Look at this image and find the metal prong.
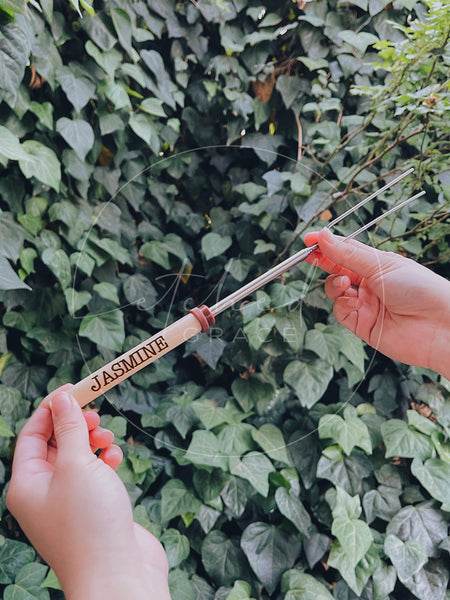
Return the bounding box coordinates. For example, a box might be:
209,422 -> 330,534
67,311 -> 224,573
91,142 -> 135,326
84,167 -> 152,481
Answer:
326,167 -> 414,230
209,173 -> 421,317
344,190 -> 425,241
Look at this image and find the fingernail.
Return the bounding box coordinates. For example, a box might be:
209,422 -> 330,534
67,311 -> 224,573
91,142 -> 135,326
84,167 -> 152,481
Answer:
320,227 -> 334,240
333,275 -> 348,288
50,393 -> 75,416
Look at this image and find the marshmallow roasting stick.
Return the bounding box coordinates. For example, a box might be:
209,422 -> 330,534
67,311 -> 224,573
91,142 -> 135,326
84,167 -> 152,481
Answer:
71,170 -> 422,407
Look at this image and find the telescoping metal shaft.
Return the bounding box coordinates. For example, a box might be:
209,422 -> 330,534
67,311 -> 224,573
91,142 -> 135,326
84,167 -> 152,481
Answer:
70,171 -> 423,407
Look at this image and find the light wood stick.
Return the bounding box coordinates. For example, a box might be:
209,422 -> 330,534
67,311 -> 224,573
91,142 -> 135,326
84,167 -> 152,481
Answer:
71,313 -> 203,407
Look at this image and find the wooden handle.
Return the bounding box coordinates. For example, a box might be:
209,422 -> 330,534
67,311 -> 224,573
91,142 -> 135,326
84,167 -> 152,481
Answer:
71,313 -> 203,407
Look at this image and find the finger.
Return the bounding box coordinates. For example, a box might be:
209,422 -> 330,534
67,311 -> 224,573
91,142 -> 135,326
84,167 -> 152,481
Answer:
40,383 -> 73,410
98,444 -> 123,470
315,228 -> 396,282
324,274 -> 352,302
304,232 -> 362,284
333,296 -> 363,330
11,405 -> 53,471
89,427 -> 114,451
50,392 -> 91,463
49,410 -> 99,447
84,411 -> 100,432
334,285 -> 380,343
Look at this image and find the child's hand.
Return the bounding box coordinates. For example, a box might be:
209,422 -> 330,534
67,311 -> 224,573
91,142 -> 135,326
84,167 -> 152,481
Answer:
7,385 -> 170,600
305,228 -> 450,378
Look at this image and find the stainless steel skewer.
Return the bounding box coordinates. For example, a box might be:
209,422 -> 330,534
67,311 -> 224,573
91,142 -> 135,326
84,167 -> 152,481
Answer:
70,171 -> 422,407
209,170 -> 418,316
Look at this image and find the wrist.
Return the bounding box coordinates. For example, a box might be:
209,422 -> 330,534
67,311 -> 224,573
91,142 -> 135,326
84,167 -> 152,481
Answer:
429,322 -> 450,380
65,574 -> 151,600
59,548 -> 170,600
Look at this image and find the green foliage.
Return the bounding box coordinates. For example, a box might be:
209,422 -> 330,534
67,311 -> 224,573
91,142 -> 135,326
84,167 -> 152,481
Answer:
0,0 -> 449,598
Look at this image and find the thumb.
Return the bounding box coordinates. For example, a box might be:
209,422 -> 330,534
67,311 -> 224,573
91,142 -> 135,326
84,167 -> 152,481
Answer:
317,228 -> 397,281
50,392 -> 90,460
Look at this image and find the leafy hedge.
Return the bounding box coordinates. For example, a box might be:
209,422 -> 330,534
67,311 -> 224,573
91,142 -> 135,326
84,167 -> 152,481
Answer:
0,0 -> 449,599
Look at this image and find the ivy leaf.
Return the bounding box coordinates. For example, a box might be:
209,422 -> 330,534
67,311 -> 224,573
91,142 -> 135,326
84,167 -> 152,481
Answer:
410,457 -> 450,512
122,274 -> 157,313
304,325 -> 341,365
281,570 -> 334,599
242,133 -> 283,166
303,533 -> 331,570
56,66 -> 96,112
56,118 -> 95,162
328,541 -> 379,596
0,257 -> 30,291
93,282 -> 120,305
231,376 -> 275,413
18,142 -> 61,192
191,398 -> 231,430
202,530 -> 249,588
0,415 -> 14,437
229,452 -> 274,497
274,311 -> 306,352
386,503 -> 447,558
243,314 -> 276,350
41,248 -> 72,289
400,559 -> 449,600
363,485 -> 402,524
185,333 -> 226,369
251,423 -> 291,465
0,126 -> 29,163
168,569 -> 195,600
372,562 -> 397,600
381,419 -> 434,461
41,568 -> 62,591
338,328 -> 367,372
330,488 -> 373,568
318,406 -> 372,456
111,7 -> 140,62
0,536 -> 35,584
201,232 -> 232,260
63,289 -> 91,316
4,562 -> 50,600
190,575 -> 214,600
160,479 -> 202,523
140,240 -> 170,269
284,359 -> 333,408
160,529 -> 190,569
140,97 -> 167,117
240,522 -> 300,594
129,113 -> 160,155
220,476 -> 252,518
0,22 -> 31,103
275,487 -> 312,537
225,580 -> 255,600
384,534 -> 427,581
338,30 -> 379,54
225,257 -> 253,282
85,41 -> 122,78
1,358 -> 49,399
184,430 -> 228,470
79,310 -> 125,352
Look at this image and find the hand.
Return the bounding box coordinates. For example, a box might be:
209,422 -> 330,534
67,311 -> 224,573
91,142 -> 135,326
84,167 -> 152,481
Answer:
6,385 -> 170,600
304,228 -> 450,378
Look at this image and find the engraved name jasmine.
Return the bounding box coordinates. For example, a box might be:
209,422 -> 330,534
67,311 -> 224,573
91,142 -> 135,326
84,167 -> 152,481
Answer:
90,335 -> 169,391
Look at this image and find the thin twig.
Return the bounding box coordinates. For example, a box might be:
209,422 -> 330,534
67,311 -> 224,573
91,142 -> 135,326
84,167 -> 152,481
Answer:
189,0 -> 206,15
294,112 -> 302,163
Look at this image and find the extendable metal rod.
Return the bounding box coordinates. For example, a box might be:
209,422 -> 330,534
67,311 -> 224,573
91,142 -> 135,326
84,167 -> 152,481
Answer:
70,171 -> 421,407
